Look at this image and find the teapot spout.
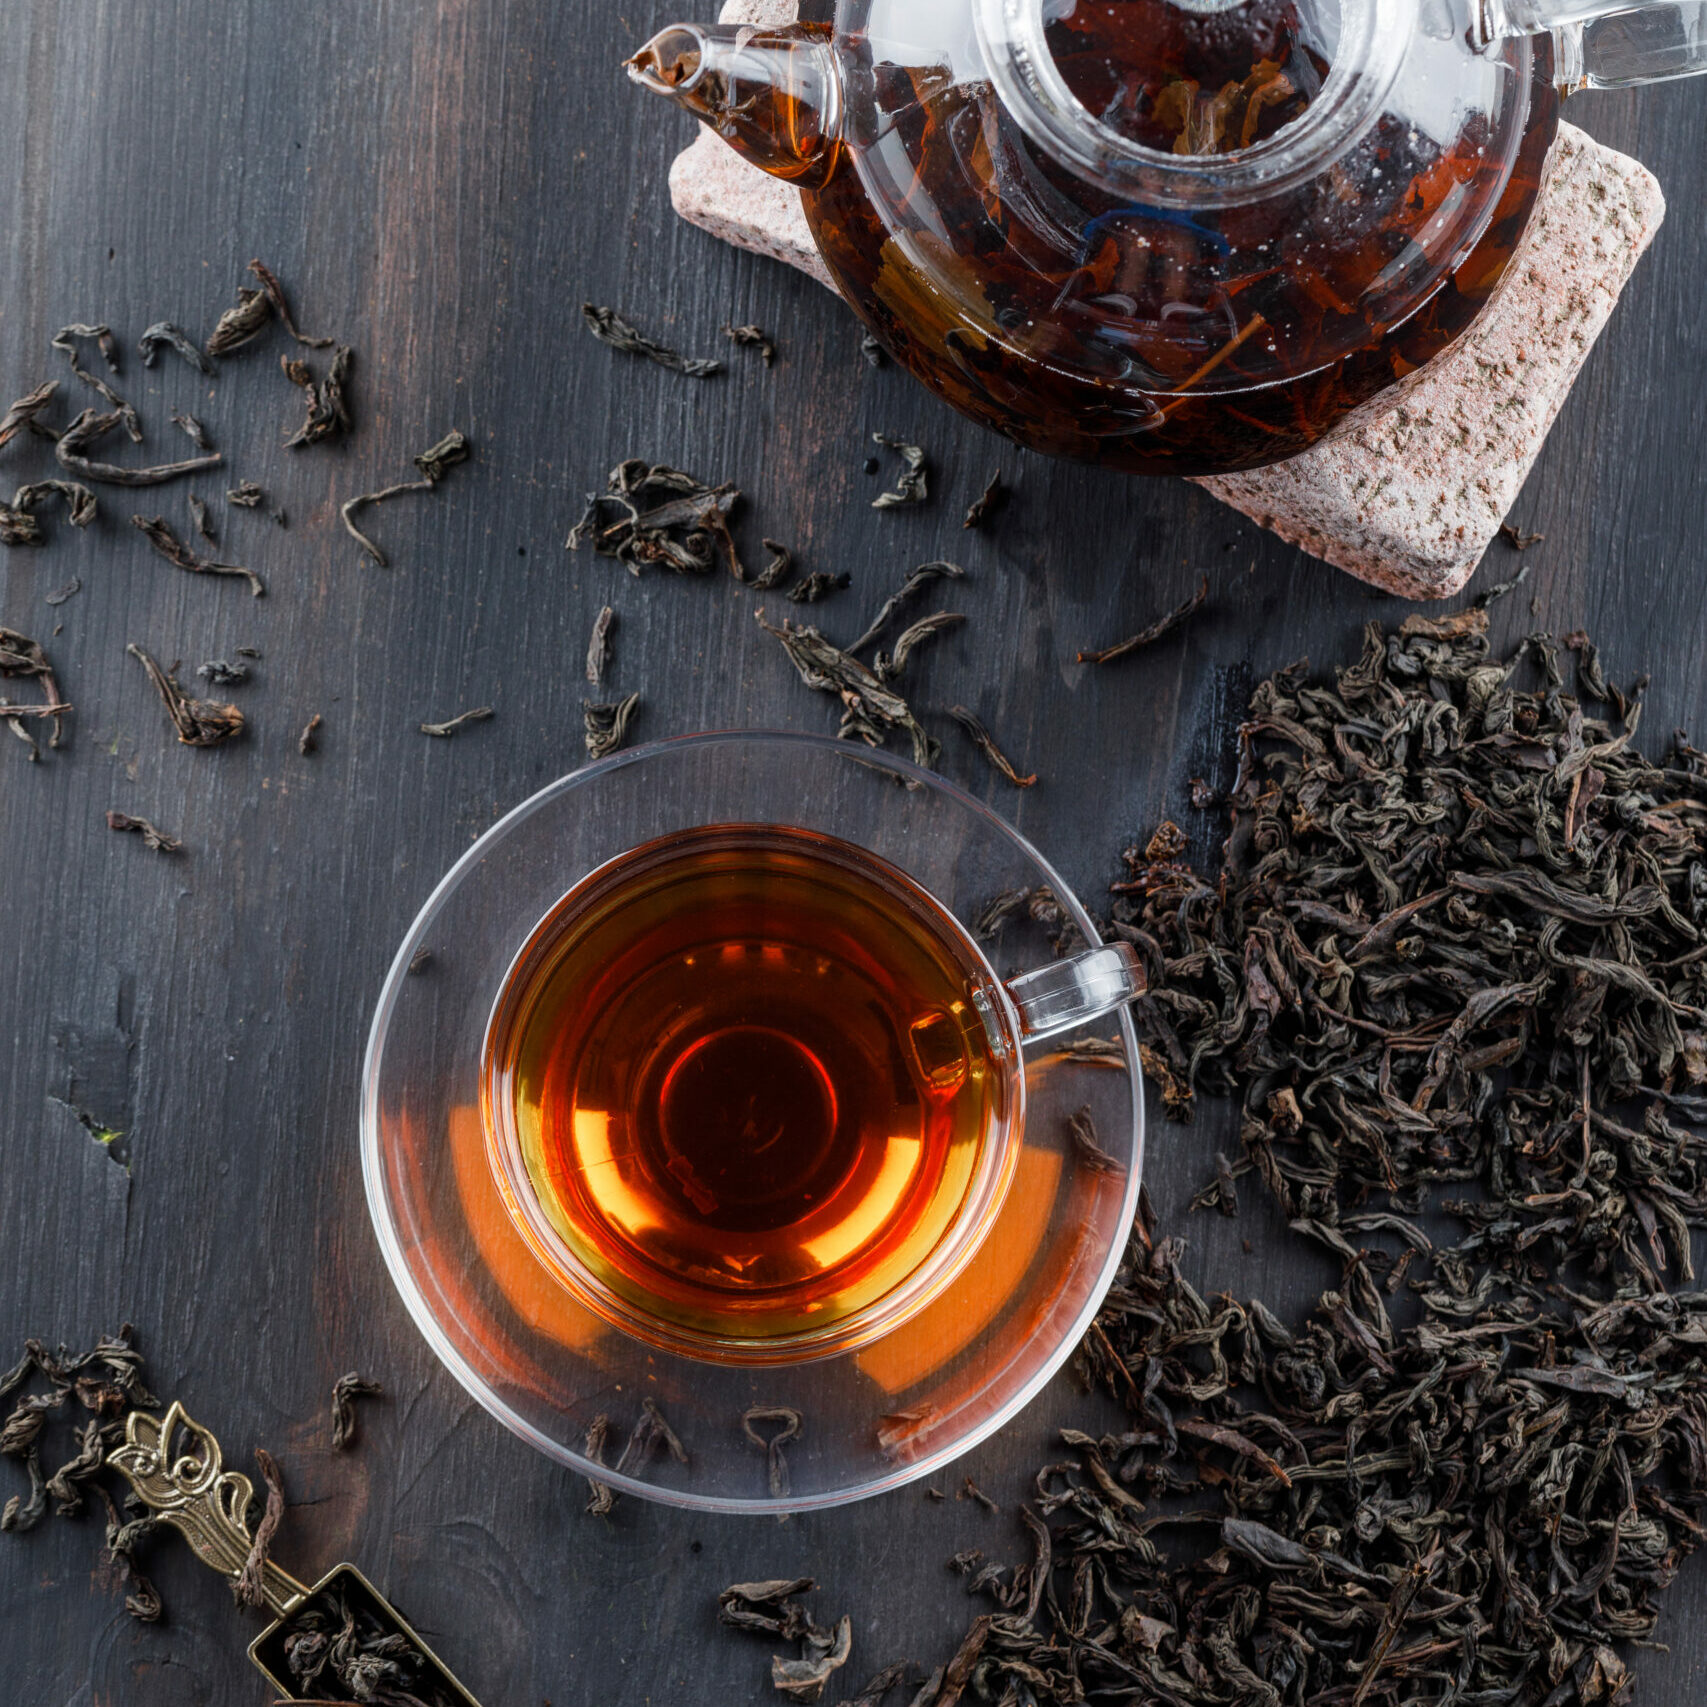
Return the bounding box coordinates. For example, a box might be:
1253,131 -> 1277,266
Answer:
627,22 -> 844,189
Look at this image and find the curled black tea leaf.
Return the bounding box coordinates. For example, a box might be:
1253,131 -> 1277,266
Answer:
757,610 -> 935,769
1077,574 -> 1208,664
282,346 -> 354,448
139,322 -> 212,374
0,382 -> 60,453
339,430 -> 469,566
962,473 -> 1007,530
874,611 -> 964,684
131,515 -> 264,596
419,706 -> 493,738
227,480 -> 266,507
586,605 -> 615,685
171,410 -> 211,451
614,1396 -> 688,1478
724,322 -> 776,364
329,1373 -> 382,1449
197,659 -> 250,685
52,325 -> 140,442
57,407 -> 222,487
0,625 -> 68,755
948,706 -> 1037,788
741,1405 -> 802,1499
583,1413 -> 616,1517
850,561 -> 965,655
298,713 -> 323,755
1499,521 -> 1544,550
751,538 -> 794,591
1066,1105 -> 1118,1174
2,480 -> 96,546
233,1447 -> 284,1609
206,285 -> 272,357
956,1476 -> 998,1514
45,578 -> 81,607
247,258 -> 334,349
582,303 -> 722,377
106,811 -> 182,853
126,643 -> 245,746
870,434 -> 927,509
568,460 -> 743,578
859,331 -> 885,368
584,693 -> 641,760
188,493 -> 216,543
787,570 -> 850,605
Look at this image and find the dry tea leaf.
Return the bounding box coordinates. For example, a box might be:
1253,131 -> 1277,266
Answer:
723,322 -> 776,364
582,303 -> 722,377
247,258 -> 334,348
585,605 -> 615,685
419,706 -> 492,738
131,516 -> 264,596
850,561 -> 964,655
1077,575 -> 1208,664
138,322 -> 212,374
339,430 -> 469,566
57,408 -> 221,487
0,382 -> 60,453
282,346 -> 354,448
949,706 -> 1037,787
870,434 -> 927,509
787,571 -> 850,605
583,693 -> 641,760
126,643 -> 244,746
962,473 -> 1007,530
51,325 -> 141,443
329,1373 -> 382,1449
106,811 -> 181,853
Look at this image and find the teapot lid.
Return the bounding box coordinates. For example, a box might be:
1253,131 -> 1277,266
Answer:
975,0 -> 1415,206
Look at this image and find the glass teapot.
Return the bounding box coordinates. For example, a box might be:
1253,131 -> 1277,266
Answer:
629,0 -> 1703,475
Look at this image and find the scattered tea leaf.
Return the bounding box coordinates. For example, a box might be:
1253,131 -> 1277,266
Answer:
197,659 -> 250,685
859,332 -> 885,368
724,323 -> 776,364
131,515 -> 264,596
585,605 -> 615,685
339,429 -> 469,566
582,303 -> 722,377
2,480 -> 97,546
188,493 -> 216,543
51,325 -> 141,442
1499,521 -> 1545,550
126,642 -> 244,746
407,946 -> 432,975
1077,574 -> 1208,664
0,382 -> 60,453
787,570 -> 850,605
957,1476 -> 998,1515
1065,1105 -> 1118,1174
751,538 -> 794,591
298,712 -> 323,755
758,610 -> 936,768
583,1413 -> 616,1517
205,285 -> 273,357
171,410 -> 211,451
282,346 -> 354,448
227,480 -> 266,507
875,611 -> 964,683
850,561 -> 965,655
329,1373 -> 382,1449
44,578 -> 81,607
0,625 -> 68,756
106,811 -> 181,853
949,706 -> 1037,787
614,1396 -> 688,1478
57,407 -> 221,486
962,473 -> 1007,530
419,706 -> 493,738
138,322 -> 212,374
870,434 -> 927,509
568,460 -> 743,578
584,693 -> 641,760
247,258 -> 334,349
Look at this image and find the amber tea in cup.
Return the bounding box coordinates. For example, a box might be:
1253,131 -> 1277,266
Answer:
482,825 -> 1023,1359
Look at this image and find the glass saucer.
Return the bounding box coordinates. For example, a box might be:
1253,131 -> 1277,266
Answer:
361,731 -> 1142,1512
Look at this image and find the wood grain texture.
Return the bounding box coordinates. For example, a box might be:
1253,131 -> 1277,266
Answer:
0,3 -> 1702,1704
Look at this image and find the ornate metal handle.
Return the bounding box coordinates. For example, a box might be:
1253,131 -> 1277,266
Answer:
106,1401 -> 310,1619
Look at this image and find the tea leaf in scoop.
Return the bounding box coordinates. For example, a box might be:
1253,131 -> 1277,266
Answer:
1077,574 -> 1207,664
582,303 -> 722,377
870,434 -> 927,509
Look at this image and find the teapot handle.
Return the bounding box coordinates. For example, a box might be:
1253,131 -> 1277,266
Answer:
1470,0 -> 1707,85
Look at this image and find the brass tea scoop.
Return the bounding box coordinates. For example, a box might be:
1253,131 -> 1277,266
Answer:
107,1400 -> 483,1706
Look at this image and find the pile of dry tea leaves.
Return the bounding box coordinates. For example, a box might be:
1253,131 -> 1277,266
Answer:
910,606 -> 1707,1707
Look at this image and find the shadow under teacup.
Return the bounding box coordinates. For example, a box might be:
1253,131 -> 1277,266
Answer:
481,821 -> 1141,1366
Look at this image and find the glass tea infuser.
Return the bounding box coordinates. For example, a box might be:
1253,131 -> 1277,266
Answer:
628,0 -> 1706,474
363,732 -> 1148,1512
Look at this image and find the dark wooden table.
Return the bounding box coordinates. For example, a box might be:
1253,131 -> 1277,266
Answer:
2,3 -> 1703,1702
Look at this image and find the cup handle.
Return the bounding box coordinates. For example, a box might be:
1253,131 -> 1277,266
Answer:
1003,941 -> 1145,1045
